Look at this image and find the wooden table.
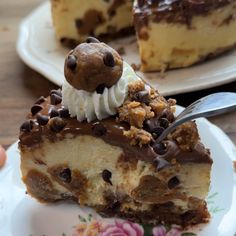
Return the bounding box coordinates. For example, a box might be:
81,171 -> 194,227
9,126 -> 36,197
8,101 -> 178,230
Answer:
1,0 -> 236,149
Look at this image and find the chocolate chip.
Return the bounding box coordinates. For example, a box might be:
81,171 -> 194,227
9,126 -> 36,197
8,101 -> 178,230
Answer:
143,118 -> 160,133
96,83 -> 106,94
108,10 -> 116,17
154,157 -> 170,171
86,36 -> 100,43
67,55 -> 77,70
50,89 -> 62,97
168,176 -> 180,189
159,118 -> 169,129
49,117 -> 67,132
49,107 -> 59,118
133,90 -> 150,104
50,93 -> 62,105
36,114 -> 49,126
102,169 -> 112,185
59,108 -> 70,118
92,123 -> 107,136
153,142 -> 167,155
20,120 -> 34,132
75,19 -> 83,28
31,105 -> 43,116
59,168 -> 71,183
34,96 -> 46,105
152,127 -> 164,137
103,51 -> 115,67
111,200 -> 120,210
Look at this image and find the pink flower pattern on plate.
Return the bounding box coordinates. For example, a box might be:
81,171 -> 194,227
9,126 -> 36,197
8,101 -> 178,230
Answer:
152,225 -> 182,236
98,219 -> 144,236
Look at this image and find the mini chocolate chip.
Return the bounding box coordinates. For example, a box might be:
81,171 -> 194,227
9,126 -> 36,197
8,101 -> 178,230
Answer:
36,114 -> 49,126
49,117 -> 67,132
111,200 -> 120,210
59,108 -> 70,118
168,176 -> 180,189
67,55 -> 77,70
50,93 -> 62,105
96,83 -> 106,94
20,120 -> 34,132
154,157 -> 170,171
34,96 -> 46,105
92,123 -> 107,136
153,142 -> 167,155
49,107 -> 59,118
159,118 -> 169,129
75,18 -> 83,28
133,90 -> 150,104
31,105 -> 43,116
50,89 -> 62,97
86,36 -> 100,43
108,10 -> 116,17
152,127 -> 164,137
143,118 -> 160,133
59,168 -> 71,183
102,169 -> 112,185
103,51 -> 115,67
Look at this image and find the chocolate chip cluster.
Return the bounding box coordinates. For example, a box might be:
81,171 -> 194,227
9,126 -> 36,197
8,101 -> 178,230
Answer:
64,37 -> 123,93
19,90 -> 70,137
118,80 -> 176,147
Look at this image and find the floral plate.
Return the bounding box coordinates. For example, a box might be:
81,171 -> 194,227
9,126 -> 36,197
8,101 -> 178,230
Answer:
1,113 -> 236,236
17,2 -> 236,96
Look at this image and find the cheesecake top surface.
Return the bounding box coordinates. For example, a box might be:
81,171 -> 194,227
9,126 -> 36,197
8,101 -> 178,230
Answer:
19,89 -> 212,166
134,0 -> 232,24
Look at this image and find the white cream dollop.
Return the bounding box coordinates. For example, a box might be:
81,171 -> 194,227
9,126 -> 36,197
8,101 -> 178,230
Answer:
62,62 -> 141,122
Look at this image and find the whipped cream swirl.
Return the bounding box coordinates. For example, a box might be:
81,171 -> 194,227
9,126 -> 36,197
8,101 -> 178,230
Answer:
62,62 -> 141,122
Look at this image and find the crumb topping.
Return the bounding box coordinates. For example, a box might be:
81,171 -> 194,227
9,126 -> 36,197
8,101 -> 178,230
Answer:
118,80 -> 176,146
170,122 -> 199,151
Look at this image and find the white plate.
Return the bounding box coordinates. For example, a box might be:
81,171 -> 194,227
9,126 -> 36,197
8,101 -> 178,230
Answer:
16,1 -> 236,96
1,111 -> 236,236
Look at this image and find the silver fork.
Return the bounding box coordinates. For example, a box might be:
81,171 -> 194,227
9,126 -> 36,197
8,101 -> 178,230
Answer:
156,92 -> 236,143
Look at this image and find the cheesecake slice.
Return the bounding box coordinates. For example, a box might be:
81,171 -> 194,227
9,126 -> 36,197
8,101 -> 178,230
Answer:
133,0 -> 236,71
51,0 -> 133,47
19,38 -> 212,226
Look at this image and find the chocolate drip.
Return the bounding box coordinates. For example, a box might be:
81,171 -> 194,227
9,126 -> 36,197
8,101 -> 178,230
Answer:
19,97 -> 212,165
134,0 -> 232,29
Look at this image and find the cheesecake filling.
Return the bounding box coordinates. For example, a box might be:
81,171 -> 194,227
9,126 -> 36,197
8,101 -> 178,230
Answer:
51,0 -> 133,44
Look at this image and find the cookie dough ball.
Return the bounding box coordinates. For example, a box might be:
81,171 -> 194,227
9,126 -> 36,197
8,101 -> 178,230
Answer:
64,38 -> 123,92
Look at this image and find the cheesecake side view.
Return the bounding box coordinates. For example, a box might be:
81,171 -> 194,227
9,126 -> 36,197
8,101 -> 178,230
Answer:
51,0 -> 236,72
134,0 -> 236,71
19,38 -> 212,227
51,0 -> 133,47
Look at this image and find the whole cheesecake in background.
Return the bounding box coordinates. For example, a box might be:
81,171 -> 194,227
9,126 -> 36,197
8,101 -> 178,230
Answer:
19,38 -> 212,227
51,0 -> 236,72
51,0 -> 134,47
134,0 -> 236,71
